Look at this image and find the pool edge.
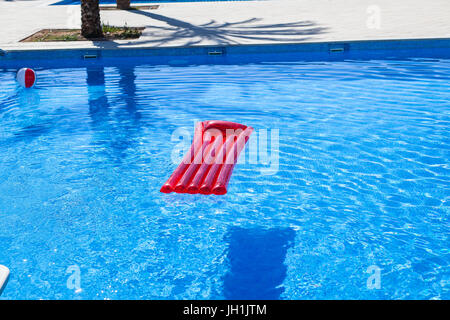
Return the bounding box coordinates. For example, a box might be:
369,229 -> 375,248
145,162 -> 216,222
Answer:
1,37 -> 450,62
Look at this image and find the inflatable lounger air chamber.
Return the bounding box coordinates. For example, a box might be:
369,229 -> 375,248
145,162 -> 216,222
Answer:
161,120 -> 253,195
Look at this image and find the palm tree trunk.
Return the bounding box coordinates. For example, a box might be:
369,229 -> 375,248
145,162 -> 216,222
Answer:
117,0 -> 131,10
81,0 -> 103,39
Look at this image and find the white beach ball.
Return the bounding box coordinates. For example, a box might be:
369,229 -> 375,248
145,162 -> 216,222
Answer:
16,67 -> 36,88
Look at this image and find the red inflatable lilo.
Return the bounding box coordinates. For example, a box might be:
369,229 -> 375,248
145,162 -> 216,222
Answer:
161,120 -> 253,195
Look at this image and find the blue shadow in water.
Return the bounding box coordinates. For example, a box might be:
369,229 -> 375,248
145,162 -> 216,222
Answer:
223,227 -> 296,300
85,66 -> 145,162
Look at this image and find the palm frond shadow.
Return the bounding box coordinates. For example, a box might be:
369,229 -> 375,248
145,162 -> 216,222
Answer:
100,11 -> 327,47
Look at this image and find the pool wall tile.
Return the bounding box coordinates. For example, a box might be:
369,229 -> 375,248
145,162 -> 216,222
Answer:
1,38 -> 450,69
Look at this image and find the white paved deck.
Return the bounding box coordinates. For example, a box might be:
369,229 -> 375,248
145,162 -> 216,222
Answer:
0,0 -> 449,51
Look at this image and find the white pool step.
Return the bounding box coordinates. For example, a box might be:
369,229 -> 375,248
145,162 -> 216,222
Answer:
0,265 -> 10,295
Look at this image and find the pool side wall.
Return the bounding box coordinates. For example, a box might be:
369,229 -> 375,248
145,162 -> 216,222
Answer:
1,38 -> 450,69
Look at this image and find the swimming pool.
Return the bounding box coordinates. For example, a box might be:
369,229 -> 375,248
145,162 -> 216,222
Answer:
0,49 -> 449,299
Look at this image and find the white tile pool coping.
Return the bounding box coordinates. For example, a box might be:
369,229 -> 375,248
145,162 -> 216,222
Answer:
0,265 -> 10,295
0,0 -> 449,52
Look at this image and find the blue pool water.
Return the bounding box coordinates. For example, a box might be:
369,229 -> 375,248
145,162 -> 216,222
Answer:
0,55 -> 449,299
